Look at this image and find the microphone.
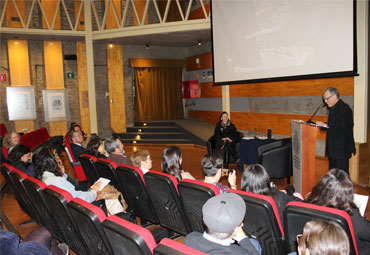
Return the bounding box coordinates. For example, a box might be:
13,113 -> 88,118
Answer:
306,103 -> 325,124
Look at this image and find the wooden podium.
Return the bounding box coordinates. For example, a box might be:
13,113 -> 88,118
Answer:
291,120 -> 318,197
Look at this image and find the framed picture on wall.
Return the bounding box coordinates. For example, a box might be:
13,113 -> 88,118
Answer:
6,86 -> 37,120
42,89 -> 70,122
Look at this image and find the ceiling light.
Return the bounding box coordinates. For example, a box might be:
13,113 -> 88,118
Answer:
197,40 -> 202,46
145,44 -> 149,50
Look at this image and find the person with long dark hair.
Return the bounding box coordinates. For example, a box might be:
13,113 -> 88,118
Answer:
161,146 -> 194,181
214,111 -> 238,167
241,164 -> 297,224
7,144 -> 34,176
34,147 -> 101,203
306,169 -> 370,254
85,137 -> 108,159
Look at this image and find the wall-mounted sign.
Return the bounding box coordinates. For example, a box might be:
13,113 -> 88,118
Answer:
0,74 -> 6,82
67,72 -> 74,79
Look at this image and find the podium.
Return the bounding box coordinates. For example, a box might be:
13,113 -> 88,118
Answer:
291,120 -> 318,197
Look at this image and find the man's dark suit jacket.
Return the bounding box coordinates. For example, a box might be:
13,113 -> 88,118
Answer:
107,154 -> 132,166
70,143 -> 85,161
326,99 -> 356,159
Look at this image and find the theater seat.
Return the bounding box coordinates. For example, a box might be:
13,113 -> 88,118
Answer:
102,215 -> 157,255
178,179 -> 220,232
144,171 -> 191,236
154,238 -> 208,255
23,177 -> 64,241
43,185 -> 89,254
79,154 -> 100,185
116,165 -> 159,225
284,201 -> 358,255
68,198 -> 113,255
229,189 -> 285,255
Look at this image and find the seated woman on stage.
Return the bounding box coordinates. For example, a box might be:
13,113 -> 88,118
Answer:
7,144 -> 34,177
85,137 -> 108,159
34,147 -> 102,203
306,169 -> 370,255
214,111 -> 239,167
161,146 -> 195,181
298,220 -> 350,255
241,164 -> 298,224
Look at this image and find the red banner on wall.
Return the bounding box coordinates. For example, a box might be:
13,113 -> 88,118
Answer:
182,80 -> 200,98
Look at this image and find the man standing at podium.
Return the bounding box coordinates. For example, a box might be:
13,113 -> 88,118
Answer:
316,87 -> 356,174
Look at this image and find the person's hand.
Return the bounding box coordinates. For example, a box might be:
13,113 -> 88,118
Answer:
232,224 -> 247,242
315,121 -> 328,128
228,169 -> 237,189
91,181 -> 103,192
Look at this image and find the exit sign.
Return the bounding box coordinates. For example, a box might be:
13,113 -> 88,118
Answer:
67,72 -> 74,79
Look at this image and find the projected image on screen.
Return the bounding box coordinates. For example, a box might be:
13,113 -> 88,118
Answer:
211,0 -> 356,84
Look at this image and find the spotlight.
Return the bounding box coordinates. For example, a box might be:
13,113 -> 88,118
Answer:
197,40 -> 202,46
109,42 -> 113,48
145,44 -> 149,50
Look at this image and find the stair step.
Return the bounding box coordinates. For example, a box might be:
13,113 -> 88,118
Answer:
126,127 -> 181,132
134,122 -> 176,127
117,133 -> 188,139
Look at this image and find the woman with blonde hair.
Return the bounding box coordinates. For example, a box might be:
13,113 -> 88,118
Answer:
298,220 -> 349,255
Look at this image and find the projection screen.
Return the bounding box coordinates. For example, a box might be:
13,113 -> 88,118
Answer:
211,0 -> 357,85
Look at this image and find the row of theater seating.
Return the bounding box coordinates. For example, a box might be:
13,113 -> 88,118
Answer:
1,163 -> 207,255
78,154 -> 359,255
19,128 -> 52,150
1,127 -> 59,160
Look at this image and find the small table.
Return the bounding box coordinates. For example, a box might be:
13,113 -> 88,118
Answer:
238,137 -> 275,171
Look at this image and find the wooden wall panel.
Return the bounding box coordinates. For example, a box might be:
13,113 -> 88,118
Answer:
189,2 -> 210,20
43,42 -> 64,89
7,39 -> 34,132
76,42 -> 91,135
187,52 -> 212,71
106,44 -> 126,133
41,0 -> 61,29
199,82 -> 222,98
7,40 -> 30,86
74,1 -> 85,31
230,77 -> 354,97
133,0 -> 149,25
43,4 -> 66,136
105,0 -> 121,29
5,0 -> 26,28
188,110 -> 328,140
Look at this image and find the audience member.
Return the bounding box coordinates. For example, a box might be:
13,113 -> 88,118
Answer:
4,131 -> 20,153
7,144 -> 34,177
185,193 -> 261,255
69,131 -> 85,161
161,146 -> 194,181
85,137 -> 108,159
105,137 -> 132,166
306,169 -> 370,254
241,164 -> 297,224
297,220 -> 349,255
0,227 -> 68,255
70,122 -> 86,139
214,111 -> 239,167
34,147 -> 102,203
201,152 -> 236,193
130,149 -> 152,174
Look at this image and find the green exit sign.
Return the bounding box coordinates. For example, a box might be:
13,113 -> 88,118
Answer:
67,72 -> 74,79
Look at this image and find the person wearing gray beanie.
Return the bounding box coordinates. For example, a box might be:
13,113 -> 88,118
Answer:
184,193 -> 261,255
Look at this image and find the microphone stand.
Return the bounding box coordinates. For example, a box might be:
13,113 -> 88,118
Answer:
306,103 -> 325,124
